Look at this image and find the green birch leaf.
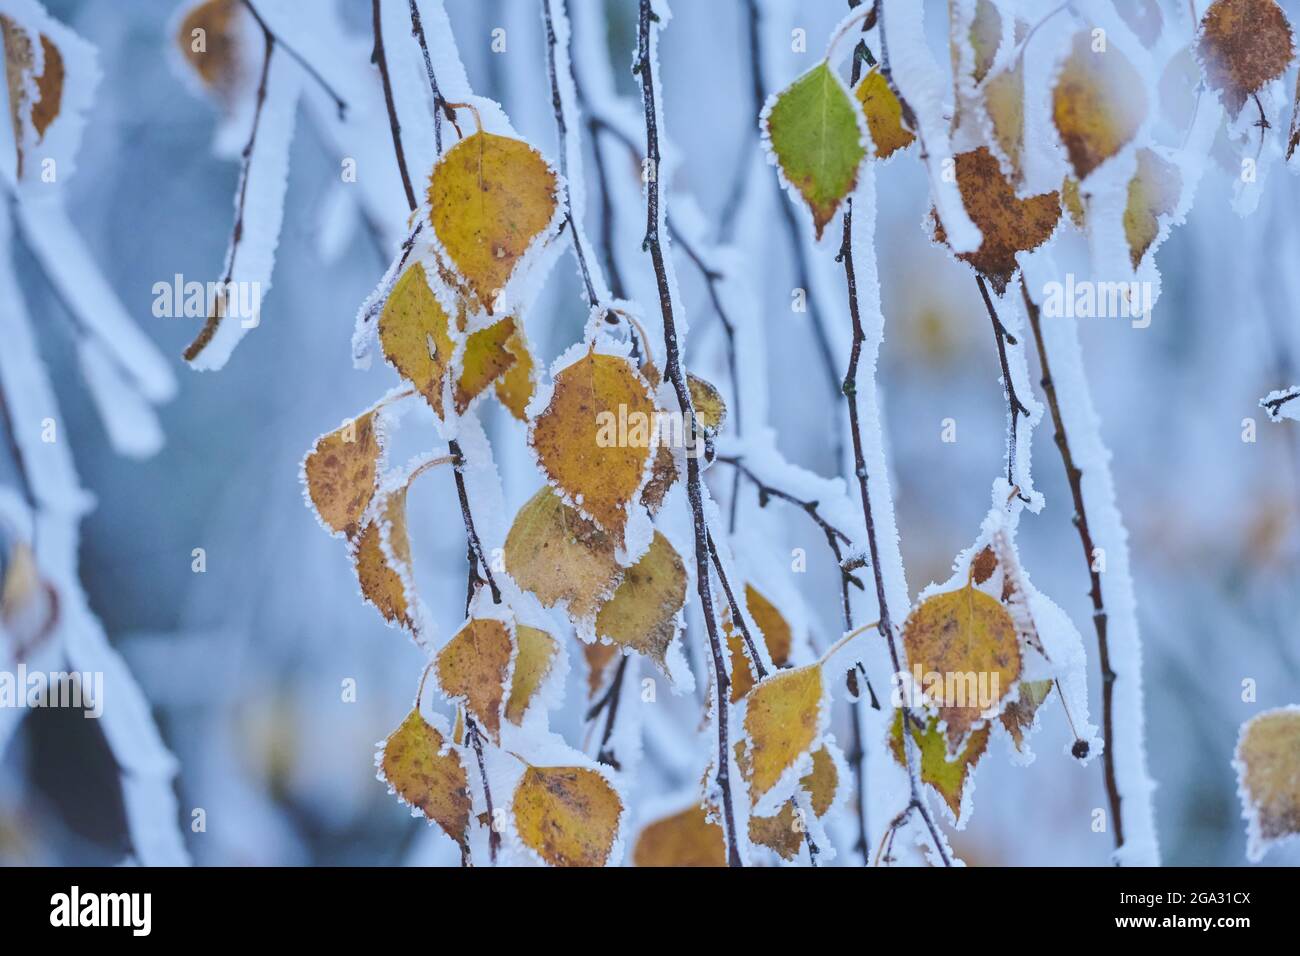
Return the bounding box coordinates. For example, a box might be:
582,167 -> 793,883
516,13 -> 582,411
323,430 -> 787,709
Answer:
764,61 -> 866,239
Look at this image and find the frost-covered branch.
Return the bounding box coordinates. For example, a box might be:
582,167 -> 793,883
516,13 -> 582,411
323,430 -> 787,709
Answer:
635,0 -> 741,867
1022,278 -> 1158,866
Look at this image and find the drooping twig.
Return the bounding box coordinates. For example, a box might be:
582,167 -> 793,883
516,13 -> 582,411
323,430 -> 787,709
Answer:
635,0 -> 741,867
705,529 -> 768,683
408,0 -> 456,152
241,0 -> 348,118
1021,280 -> 1124,853
745,0 -> 844,434
449,440 -> 501,606
182,18 -> 274,362
593,655 -> 629,770
541,0 -> 601,310
464,715 -> 500,863
371,0 -> 416,211
1261,387 -> 1300,420
839,196 -> 952,867
977,275 -> 1032,494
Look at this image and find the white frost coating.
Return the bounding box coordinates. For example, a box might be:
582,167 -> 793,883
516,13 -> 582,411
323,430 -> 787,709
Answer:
76,339 -> 164,460
1233,704 -> 1300,863
991,272 -> 1045,511
0,205 -> 188,865
188,49 -> 302,371
2,0 -> 98,189
16,197 -> 177,404
844,166 -> 952,862
541,0 -> 613,309
1261,387 -> 1300,422
880,0 -> 981,253
1021,253 -> 1160,866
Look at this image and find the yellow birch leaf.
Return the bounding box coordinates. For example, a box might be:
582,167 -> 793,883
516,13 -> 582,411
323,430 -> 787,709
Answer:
428,131 -> 559,313
176,0 -> 242,96
1234,706 -> 1300,861
303,410 -> 382,539
901,582 -> 1020,749
633,804 -> 726,867
746,584 -> 792,666
748,745 -> 839,858
640,443 -> 678,515
1052,31 -> 1147,180
457,316 -> 517,413
2,17 -> 64,177
512,765 -> 622,867
1197,0 -> 1295,118
983,60 -> 1025,181
504,486 -> 623,619
999,679 -> 1053,751
352,486 -> 414,629
436,618 -> 513,742
743,664 -> 824,803
854,68 -> 915,160
802,745 -> 839,817
378,709 -> 471,849
505,625 -> 557,725
1062,177 -> 1086,228
967,0 -> 1004,85
379,262 -> 457,417
933,147 -> 1060,294
529,351 -> 655,536
1123,147 -> 1181,269
687,374 -> 727,435
749,802 -> 804,860
584,641 -> 619,697
593,531 -> 686,671
494,324 -> 536,421
890,711 -> 990,817
724,584 -> 792,703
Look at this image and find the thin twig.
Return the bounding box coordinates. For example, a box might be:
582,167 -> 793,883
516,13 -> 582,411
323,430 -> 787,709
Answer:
1021,278 -> 1123,852
542,0 -> 602,310
635,0 -> 741,867
744,0 -> 844,450
241,0 -> 348,118
976,275 -> 1032,495
408,0 -> 456,152
183,18 -> 274,362
464,715 -> 500,864
371,0 -> 417,210
706,529 -> 768,683
595,655 -> 629,769
839,197 -> 952,867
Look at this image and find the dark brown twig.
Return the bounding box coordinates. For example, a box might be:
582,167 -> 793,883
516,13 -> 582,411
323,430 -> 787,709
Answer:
542,0 -> 601,309
241,0 -> 347,118
371,0 -> 416,211
635,0 -> 741,867
594,655 -> 628,770
706,529 -> 768,683
464,716 -> 500,863
1021,279 -> 1123,853
839,197 -> 952,867
976,275 -> 1032,495
183,18 -> 275,363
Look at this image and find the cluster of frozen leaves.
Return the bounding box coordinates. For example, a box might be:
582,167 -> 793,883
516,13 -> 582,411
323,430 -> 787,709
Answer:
168,0 -> 1300,865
